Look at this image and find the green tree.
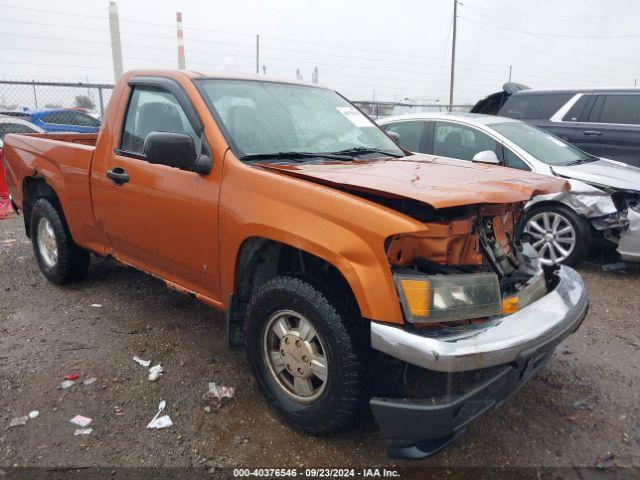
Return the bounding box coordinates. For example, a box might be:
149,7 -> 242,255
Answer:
74,94 -> 95,110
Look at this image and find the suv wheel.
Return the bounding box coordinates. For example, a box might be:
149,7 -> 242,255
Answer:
245,275 -> 367,435
521,205 -> 591,267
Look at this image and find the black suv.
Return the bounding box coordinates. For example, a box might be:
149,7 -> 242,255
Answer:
471,83 -> 640,167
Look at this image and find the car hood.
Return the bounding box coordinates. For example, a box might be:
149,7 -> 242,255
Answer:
552,159 -> 640,192
259,154 -> 568,210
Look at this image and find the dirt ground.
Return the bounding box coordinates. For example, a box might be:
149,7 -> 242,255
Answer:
1,216 -> 639,471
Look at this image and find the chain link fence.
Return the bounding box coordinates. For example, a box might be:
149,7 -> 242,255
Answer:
352,101 -> 473,120
0,81 -> 114,132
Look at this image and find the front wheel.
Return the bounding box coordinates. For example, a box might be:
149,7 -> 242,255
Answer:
245,275 -> 367,435
521,205 -> 591,267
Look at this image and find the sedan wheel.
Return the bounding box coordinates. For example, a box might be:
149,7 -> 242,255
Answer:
525,211 -> 576,265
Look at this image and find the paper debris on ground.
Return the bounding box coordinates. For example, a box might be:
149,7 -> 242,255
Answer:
148,364 -> 163,382
90,304 -> 102,308
208,383 -> 235,399
132,356 -> 151,368
28,410 -> 39,419
203,383 -> 235,410
9,416 -> 29,428
69,415 -> 92,427
58,380 -> 75,390
82,377 -> 97,386
74,428 -> 93,435
147,415 -> 173,429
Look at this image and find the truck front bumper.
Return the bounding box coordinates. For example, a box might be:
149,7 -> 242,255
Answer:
369,265 -> 588,459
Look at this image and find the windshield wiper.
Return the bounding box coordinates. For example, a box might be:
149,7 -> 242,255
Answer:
240,151 -> 354,162
328,147 -> 404,158
566,155 -> 598,166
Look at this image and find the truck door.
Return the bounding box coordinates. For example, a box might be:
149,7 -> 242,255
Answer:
91,78 -> 222,301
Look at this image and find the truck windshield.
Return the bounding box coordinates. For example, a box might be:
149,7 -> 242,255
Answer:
197,79 -> 403,160
491,121 -> 595,166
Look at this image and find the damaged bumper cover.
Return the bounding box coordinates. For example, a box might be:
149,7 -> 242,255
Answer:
369,265 -> 588,458
618,206 -> 640,262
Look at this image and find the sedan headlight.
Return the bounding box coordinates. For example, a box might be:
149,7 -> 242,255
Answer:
394,272 -> 502,324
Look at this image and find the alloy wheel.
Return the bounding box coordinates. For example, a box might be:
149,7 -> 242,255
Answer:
525,211 -> 576,265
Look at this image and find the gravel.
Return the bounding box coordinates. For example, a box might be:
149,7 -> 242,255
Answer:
1,216 -> 639,468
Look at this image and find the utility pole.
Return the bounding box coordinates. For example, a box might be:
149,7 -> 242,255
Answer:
176,12 -> 186,69
508,65 -> 512,83
256,35 -> 260,74
448,0 -> 458,112
108,1 -> 124,82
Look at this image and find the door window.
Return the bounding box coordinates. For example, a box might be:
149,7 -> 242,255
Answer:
500,93 -> 572,120
433,122 -> 498,161
121,86 -> 200,155
503,147 -> 531,171
588,94 -> 640,125
383,121 -> 425,152
40,111 -> 100,127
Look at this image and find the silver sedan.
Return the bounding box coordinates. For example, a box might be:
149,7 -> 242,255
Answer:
379,112 -> 640,266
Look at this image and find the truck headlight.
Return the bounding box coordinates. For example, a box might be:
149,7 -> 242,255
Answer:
394,272 -> 502,324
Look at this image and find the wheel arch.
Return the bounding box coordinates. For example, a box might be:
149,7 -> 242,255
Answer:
22,175 -> 63,238
227,236 -> 364,348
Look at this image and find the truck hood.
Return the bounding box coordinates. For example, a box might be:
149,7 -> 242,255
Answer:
260,154 -> 568,209
552,159 -> 640,192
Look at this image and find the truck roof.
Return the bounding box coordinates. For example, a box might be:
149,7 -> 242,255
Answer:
127,69 -> 330,90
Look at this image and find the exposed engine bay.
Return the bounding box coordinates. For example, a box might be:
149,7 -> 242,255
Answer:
385,201 -> 553,315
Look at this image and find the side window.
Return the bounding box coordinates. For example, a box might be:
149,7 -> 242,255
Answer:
503,147 -> 531,171
433,122 -> 498,161
64,111 -> 101,127
562,95 -> 591,122
121,86 -> 200,156
588,94 -> 640,125
383,121 -> 425,152
41,112 -> 72,125
500,93 -> 572,120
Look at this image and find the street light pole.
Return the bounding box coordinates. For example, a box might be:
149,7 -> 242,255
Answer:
448,0 -> 458,112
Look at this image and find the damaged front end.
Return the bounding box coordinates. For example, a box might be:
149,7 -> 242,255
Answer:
529,177 -> 640,263
370,201 -> 588,459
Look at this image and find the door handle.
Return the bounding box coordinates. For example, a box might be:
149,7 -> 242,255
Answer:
106,167 -> 129,186
584,130 -> 602,136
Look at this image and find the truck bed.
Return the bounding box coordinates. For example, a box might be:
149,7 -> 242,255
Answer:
3,132 -> 99,247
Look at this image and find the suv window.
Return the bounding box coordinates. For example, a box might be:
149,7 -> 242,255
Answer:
433,122 -> 498,161
121,86 -> 200,155
500,93 -> 572,120
562,95 -> 591,122
588,94 -> 640,125
383,121 -> 425,152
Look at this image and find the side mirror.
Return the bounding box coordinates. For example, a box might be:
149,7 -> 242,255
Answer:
472,150 -> 500,165
387,131 -> 400,142
143,131 -> 197,171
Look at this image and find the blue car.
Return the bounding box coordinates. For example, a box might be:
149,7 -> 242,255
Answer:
9,109 -> 101,133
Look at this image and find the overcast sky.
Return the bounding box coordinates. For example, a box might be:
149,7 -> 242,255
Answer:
2,0 -> 640,104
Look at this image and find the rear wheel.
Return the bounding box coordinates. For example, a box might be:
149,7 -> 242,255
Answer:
521,204 -> 591,267
30,198 -> 90,284
245,275 -> 367,435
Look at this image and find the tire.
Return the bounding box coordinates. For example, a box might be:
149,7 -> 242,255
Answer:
520,204 -> 591,267
245,275 -> 368,436
30,198 -> 90,284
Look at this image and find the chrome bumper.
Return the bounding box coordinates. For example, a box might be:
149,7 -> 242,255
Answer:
371,266 -> 588,373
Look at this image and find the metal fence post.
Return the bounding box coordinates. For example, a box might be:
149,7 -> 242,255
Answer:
32,80 -> 38,108
98,87 -> 105,119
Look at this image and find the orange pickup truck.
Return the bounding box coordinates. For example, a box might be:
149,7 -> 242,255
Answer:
3,70 -> 588,458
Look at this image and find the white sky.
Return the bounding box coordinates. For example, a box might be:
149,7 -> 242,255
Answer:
1,0 -> 640,104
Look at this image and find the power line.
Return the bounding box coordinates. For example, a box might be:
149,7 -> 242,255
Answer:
457,2 -> 640,19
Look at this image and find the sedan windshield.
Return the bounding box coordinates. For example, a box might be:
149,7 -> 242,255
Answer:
197,79 -> 403,160
491,121 -> 594,166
